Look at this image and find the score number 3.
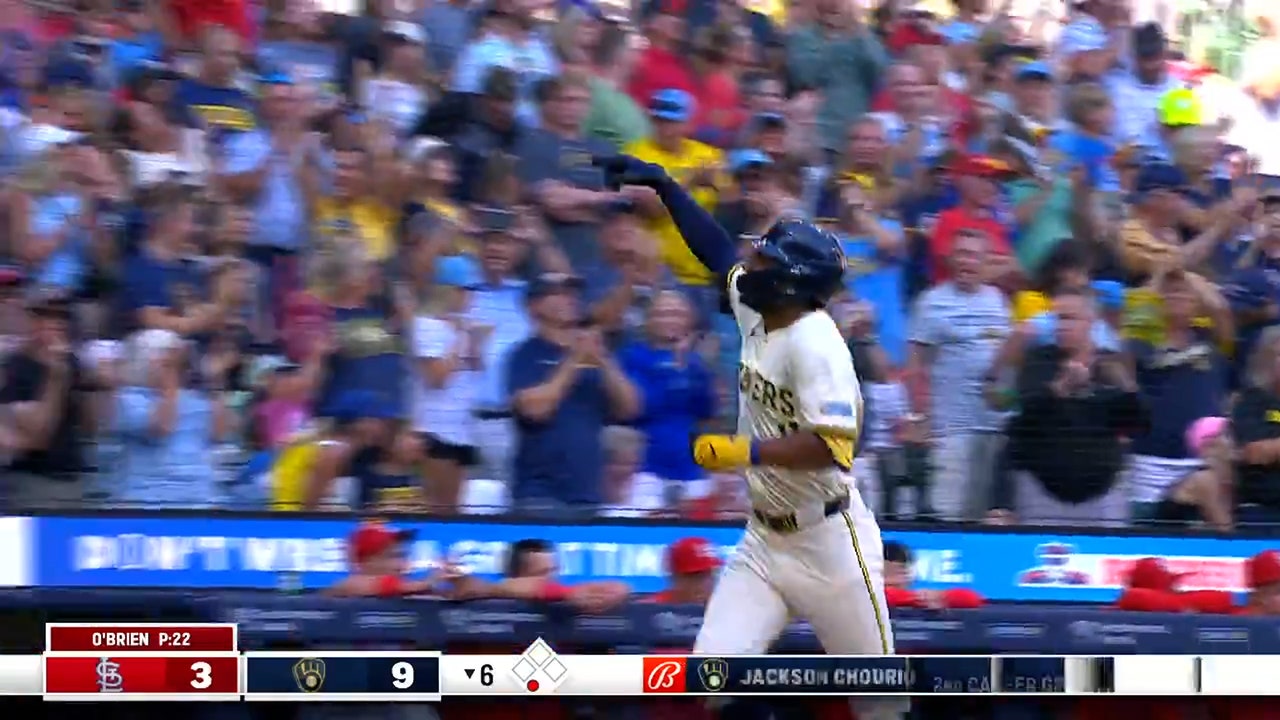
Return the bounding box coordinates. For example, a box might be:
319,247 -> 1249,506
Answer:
191,661 -> 212,689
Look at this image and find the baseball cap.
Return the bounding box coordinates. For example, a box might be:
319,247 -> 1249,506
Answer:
1185,416 -> 1228,456
1014,60 -> 1053,82
526,272 -> 584,301
666,537 -> 722,575
1127,557 -> 1189,591
1157,88 -> 1202,127
1090,279 -> 1125,310
1132,22 -> 1167,60
1247,550 -> 1280,589
729,148 -> 772,175
754,112 -> 787,129
649,89 -> 694,122
950,153 -> 1017,178
349,522 -> 416,563
384,20 -> 426,44
435,254 -> 482,289
0,265 -> 24,287
1130,161 -> 1183,201
483,67 -> 519,102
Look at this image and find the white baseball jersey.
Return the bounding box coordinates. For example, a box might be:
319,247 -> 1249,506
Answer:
727,264 -> 864,516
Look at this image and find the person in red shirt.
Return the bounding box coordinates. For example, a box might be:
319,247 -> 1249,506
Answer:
325,522 -> 458,598
647,537 -> 721,604
167,0 -> 252,44
454,538 -> 631,613
1238,550 -> 1280,615
1114,557 -> 1235,613
928,154 -> 1018,286
628,5 -> 696,109
882,541 -> 984,609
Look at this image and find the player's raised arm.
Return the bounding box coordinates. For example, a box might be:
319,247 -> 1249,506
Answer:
592,154 -> 737,277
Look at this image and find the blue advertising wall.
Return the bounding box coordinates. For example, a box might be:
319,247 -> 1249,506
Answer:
24,515 -> 1276,602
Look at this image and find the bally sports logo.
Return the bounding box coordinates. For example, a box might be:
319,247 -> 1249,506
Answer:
642,657 -> 687,693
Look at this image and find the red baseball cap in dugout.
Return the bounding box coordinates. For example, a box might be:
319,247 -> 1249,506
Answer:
1246,550 -> 1280,589
667,537 -> 723,575
1127,557 -> 1190,591
349,522 -> 417,563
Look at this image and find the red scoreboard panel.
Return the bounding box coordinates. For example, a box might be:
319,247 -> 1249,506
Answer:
43,623 -> 241,701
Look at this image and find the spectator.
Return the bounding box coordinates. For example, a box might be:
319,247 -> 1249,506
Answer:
309,239 -> 403,418
257,1 -> 340,109
1138,416 -> 1235,530
1232,325 -> 1280,525
815,114 -> 893,224
586,209 -> 672,345
0,296 -> 86,507
582,22 -> 650,151
456,537 -> 630,612
908,229 -> 1011,521
648,536 -> 722,604
882,540 -> 984,609
304,135 -> 401,265
121,183 -> 247,340
927,154 -> 1019,288
441,68 -> 524,204
364,22 -> 429,139
830,174 -> 907,367
687,23 -> 747,147
1127,270 -> 1231,523
1240,550 -> 1280,615
1118,161 -> 1232,284
1009,290 -> 1147,525
411,255 -> 483,511
175,25 -> 255,138
517,71 -> 618,276
452,0 -> 558,126
248,355 -> 309,451
361,422 -> 426,512
327,522 -> 457,597
786,0 -> 888,152
218,76 -> 310,339
712,149 -> 777,240
620,289 -> 717,504
1114,556 -> 1236,613
598,425 -> 664,517
628,6 -> 694,112
1110,23 -> 1180,152
507,272 -> 641,516
269,388 -> 396,511
113,328 -> 231,507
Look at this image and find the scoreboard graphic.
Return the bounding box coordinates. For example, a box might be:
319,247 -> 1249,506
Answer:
7,622 -> 1273,699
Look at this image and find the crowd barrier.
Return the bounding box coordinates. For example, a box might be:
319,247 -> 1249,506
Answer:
6,514 -> 1275,602
3,590 -> 1276,654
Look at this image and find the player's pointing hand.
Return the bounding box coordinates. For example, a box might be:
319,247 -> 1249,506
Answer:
692,434 -> 757,472
592,154 -> 671,190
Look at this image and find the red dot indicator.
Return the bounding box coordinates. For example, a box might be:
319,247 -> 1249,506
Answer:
527,679 -> 540,692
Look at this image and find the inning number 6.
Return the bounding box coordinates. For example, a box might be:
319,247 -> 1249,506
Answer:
392,662 -> 415,689
191,661 -> 212,689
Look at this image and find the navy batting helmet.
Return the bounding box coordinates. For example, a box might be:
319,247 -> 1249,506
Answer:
736,217 -> 847,313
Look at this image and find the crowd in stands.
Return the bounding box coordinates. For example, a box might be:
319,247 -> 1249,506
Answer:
7,0 -> 1280,538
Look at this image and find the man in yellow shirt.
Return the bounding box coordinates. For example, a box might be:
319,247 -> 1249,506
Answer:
623,89 -> 725,320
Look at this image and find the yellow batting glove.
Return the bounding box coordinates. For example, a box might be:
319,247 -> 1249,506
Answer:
692,434 -> 758,471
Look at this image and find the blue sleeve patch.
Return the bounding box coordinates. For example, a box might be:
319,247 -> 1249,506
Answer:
820,402 -> 854,417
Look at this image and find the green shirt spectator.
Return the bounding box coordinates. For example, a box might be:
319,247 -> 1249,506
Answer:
1007,177 -> 1074,275
584,76 -> 652,151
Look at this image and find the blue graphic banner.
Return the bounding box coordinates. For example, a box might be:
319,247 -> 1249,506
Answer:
30,516 -> 1272,601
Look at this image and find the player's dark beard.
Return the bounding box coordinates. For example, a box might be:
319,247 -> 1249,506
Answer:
736,271 -> 785,313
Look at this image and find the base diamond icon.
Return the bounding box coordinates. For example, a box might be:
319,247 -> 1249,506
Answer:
510,637 -> 568,693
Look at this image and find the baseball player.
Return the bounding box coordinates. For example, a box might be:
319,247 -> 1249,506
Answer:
595,156 -> 900,720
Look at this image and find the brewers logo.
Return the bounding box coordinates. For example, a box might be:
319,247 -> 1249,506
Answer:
293,658 -> 327,693
698,658 -> 728,692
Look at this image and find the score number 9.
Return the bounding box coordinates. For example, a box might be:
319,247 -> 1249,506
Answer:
392,662 -> 415,689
